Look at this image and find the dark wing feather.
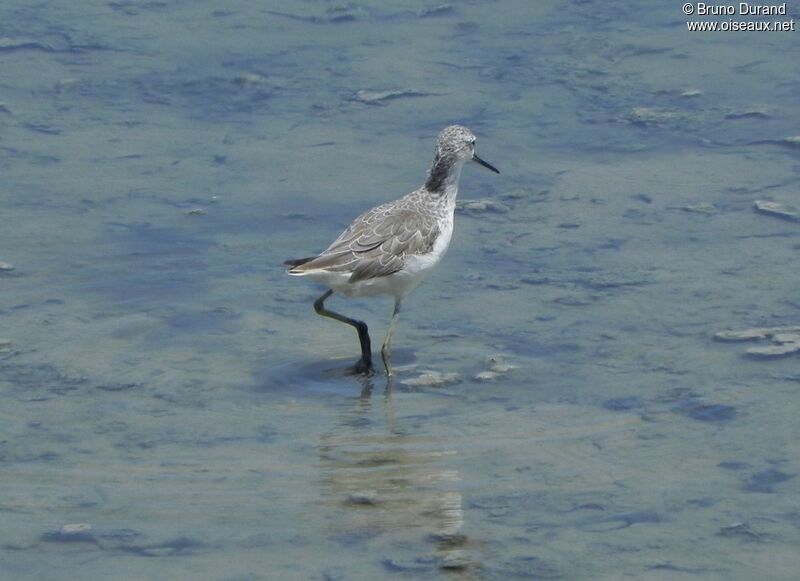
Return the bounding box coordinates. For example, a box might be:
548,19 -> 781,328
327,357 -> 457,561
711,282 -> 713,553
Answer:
283,256 -> 316,268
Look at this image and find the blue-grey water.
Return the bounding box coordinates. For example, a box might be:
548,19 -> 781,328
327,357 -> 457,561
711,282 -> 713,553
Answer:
2,1 -> 799,579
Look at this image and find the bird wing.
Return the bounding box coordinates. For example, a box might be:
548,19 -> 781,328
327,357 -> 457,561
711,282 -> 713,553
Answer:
291,200 -> 440,283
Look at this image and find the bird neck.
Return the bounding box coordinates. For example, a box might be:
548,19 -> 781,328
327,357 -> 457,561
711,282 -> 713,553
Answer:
424,154 -> 464,198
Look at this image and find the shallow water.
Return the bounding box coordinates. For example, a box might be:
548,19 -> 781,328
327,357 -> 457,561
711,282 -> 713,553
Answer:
2,1 -> 799,579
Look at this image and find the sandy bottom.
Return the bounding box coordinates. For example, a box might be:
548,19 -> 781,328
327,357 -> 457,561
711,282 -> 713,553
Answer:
1,1 -> 798,579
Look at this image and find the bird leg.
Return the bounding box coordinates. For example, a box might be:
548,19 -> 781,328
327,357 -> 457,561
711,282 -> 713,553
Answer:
381,300 -> 402,377
313,290 -> 373,375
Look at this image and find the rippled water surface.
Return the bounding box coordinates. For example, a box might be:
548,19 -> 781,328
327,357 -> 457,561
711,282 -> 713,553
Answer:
2,1 -> 799,579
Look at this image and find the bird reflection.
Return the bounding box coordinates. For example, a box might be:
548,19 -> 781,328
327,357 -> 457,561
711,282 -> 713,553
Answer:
318,378 -> 478,576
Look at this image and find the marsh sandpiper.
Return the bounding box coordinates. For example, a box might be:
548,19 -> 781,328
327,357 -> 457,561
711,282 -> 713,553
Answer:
285,125 -> 499,376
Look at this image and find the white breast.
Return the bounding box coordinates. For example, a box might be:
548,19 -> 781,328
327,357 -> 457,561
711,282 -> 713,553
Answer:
407,213 -> 453,274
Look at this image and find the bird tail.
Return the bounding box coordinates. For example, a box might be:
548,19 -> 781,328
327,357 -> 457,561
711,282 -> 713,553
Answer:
283,256 -> 317,274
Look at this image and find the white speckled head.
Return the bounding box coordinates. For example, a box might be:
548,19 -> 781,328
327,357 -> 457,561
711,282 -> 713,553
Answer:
436,125 -> 477,161
425,125 -> 499,192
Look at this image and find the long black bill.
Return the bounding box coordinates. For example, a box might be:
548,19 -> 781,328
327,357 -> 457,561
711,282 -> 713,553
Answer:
472,153 -> 500,174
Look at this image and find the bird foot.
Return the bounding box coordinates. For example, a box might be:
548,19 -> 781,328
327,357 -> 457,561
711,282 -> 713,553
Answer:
350,358 -> 374,376
381,349 -> 393,378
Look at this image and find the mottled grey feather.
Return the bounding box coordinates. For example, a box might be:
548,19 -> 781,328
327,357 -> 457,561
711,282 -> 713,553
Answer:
290,197 -> 441,282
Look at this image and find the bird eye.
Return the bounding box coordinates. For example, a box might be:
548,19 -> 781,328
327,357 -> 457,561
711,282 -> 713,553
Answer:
470,138 -> 476,146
